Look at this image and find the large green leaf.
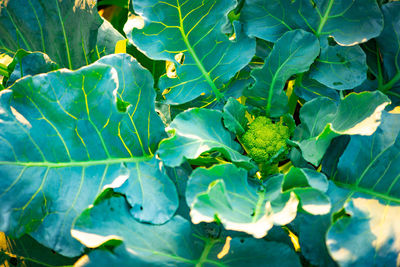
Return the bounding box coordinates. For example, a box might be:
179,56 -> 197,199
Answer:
72,194 -> 301,267
294,91 -> 391,166
376,2 -> 400,92
96,19 -> 125,56
330,111 -> 400,199
6,49 -> 59,87
222,97 -> 247,136
240,0 -> 378,91
310,38 -> 367,90
244,29 -> 319,117
186,164 -> 330,238
0,0 -> 104,69
292,181 -> 349,267
321,112 -> 400,266
0,54 -> 173,256
240,0 -> 383,45
127,0 -> 255,104
157,108 -> 252,168
0,233 -> 77,267
294,74 -> 339,102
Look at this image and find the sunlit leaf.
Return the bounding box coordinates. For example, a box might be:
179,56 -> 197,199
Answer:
127,0 -> 255,104
0,54 -> 172,256
72,194 -> 301,267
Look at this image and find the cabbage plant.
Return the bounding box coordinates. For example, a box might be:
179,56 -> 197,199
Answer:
0,0 -> 400,266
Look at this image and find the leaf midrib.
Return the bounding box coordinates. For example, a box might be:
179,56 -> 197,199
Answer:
176,0 -> 224,100
0,155 -> 153,167
333,181 -> 400,204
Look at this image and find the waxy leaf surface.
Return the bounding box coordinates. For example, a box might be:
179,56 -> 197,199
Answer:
245,29 -> 319,117
186,164 -> 330,238
0,54 -> 174,256
295,91 -> 390,165
0,0 -> 103,69
310,39 -> 367,90
6,50 -> 59,87
72,195 -> 301,267
376,2 -> 400,91
128,0 -> 255,104
241,0 -> 383,45
158,108 -> 251,168
315,112 -> 400,266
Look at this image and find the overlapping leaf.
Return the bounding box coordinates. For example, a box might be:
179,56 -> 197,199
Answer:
241,0 -> 383,45
376,2 -> 400,92
245,29 -> 319,117
310,38 -> 367,90
186,164 -> 330,238
6,49 -> 59,87
222,97 -> 247,136
127,0 -> 255,104
72,194 -> 301,267
241,0 -> 382,90
0,0 -> 104,69
294,74 -> 339,102
294,91 -> 390,166
312,112 -> 400,266
157,108 -> 252,168
0,54 -> 175,256
289,181 -> 348,267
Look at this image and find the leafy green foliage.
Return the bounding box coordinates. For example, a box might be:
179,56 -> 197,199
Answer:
293,91 -> 390,165
245,29 -> 319,117
158,108 -> 252,168
0,0 -> 105,69
241,0 -> 383,45
186,164 -> 330,239
127,0 -> 255,104
72,194 -> 302,267
0,54 -> 170,256
0,0 -> 399,266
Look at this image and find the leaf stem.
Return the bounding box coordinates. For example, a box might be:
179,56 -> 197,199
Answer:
382,71 -> 400,92
316,0 -> 334,36
386,90 -> 400,99
0,155 -> 154,167
195,239 -> 218,267
288,75 -> 302,115
177,3 -> 224,101
376,45 -> 384,90
0,63 -> 9,77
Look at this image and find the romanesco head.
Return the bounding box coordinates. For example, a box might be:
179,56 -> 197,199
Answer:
241,116 -> 290,164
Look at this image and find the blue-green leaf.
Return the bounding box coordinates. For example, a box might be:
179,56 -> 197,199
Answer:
157,108 -> 252,168
327,197 -> 400,267
223,97 -> 247,136
294,74 -> 339,102
127,0 -> 255,104
186,164 -> 330,238
310,38 -> 367,90
112,157 -> 178,225
0,54 -> 171,256
72,195 -> 301,267
376,2 -> 400,92
323,112 -> 400,266
294,91 -> 391,166
0,0 -> 103,69
293,181 -> 349,267
245,29 -> 320,117
6,49 -> 59,87
241,0 -> 383,46
96,19 -> 125,56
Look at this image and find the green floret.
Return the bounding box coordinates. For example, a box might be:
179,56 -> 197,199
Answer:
241,116 -> 290,164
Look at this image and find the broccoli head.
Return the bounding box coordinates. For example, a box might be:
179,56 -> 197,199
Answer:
241,116 -> 290,164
